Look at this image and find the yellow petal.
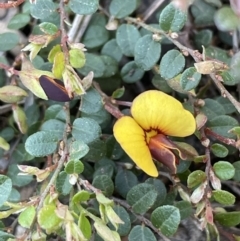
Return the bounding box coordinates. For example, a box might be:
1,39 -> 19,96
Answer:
131,90 -> 196,137
113,116 -> 158,177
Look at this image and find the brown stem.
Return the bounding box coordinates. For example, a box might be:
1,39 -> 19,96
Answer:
59,0 -> 69,63
205,128 -> 236,147
93,81 -> 124,119
0,0 -> 24,9
126,17 -> 240,114
111,99 -> 132,107
0,63 -> 19,75
23,102 -> 71,239
112,197 -> 171,241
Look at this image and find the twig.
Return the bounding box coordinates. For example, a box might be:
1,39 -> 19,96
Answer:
125,17 -> 240,114
112,197 -> 171,241
68,15 -> 84,42
205,128 -> 236,147
0,62 -> 18,75
142,0 -> 165,22
0,0 -> 24,9
93,81 -> 124,119
75,15 -> 92,42
59,0 -> 69,62
68,14 -> 92,43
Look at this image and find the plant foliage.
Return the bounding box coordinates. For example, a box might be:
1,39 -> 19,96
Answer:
0,0 -> 240,240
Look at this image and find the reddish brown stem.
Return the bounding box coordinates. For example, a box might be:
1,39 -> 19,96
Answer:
0,0 -> 25,9
205,128 -> 236,147
111,99 -> 132,107
0,63 -> 19,75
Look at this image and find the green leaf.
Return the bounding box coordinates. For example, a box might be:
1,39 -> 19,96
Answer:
0,175 -> 12,207
69,140 -> 89,160
12,143 -> 34,163
233,161 -> 240,182
40,119 -> 65,140
80,87 -> 102,114
48,45 -> 62,63
52,52 -> 65,79
0,127 -> 15,142
100,55 -> 118,78
96,193 -> 113,205
214,211 -> 240,227
94,221 -> 121,241
121,61 -> 145,83
194,29 -> 213,49
160,50 -> 185,80
65,160 -> 84,174
39,22 -> 58,35
31,231 -> 47,241
25,131 -> 59,157
128,225 -> 156,241
8,13 -> 30,30
94,165 -> 114,179
69,0 -> 99,15
45,104 -> 66,121
214,6 -> 240,31
126,183 -> 158,214
211,144 -> 229,158
38,205 -> 62,230
145,178 -> 167,207
8,188 -> 21,202
77,53 -> 105,78
18,206 -> 36,228
151,205 -> 181,237
112,87 -> 125,99
82,107 -> 111,128
205,46 -> 231,64
177,160 -> 191,174
208,115 -> 238,138
116,24 -> 141,57
112,206 -> 131,236
101,39 -> 123,62
0,231 -> 14,240
72,117 -> 101,144
180,67 -> 201,91
175,201 -> 192,220
30,0 -> 58,22
69,49 -> 86,69
109,0 -> 137,19
7,164 -> 33,187
220,70 -> 234,84
56,171 -> 72,195
106,136 -> 124,160
187,170 -> 206,188
201,98 -> 225,121
134,35 -> 161,71
115,170 -> 138,198
0,137 -> 9,151
84,139 -> 106,161
190,0 -> 216,26
79,214 -> 92,239
72,190 -> 91,203
159,3 -> 187,32
213,161 -> 235,180
26,104 -> 40,126
92,175 -> 114,197
82,13 -> 109,49
152,74 -> 172,93
0,33 -> 19,51
230,52 -> 240,85
212,190 -> 235,205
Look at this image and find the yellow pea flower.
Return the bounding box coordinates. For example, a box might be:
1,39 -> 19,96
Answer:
113,90 -> 196,177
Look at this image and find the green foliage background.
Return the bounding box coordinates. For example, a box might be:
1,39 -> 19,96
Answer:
0,0 -> 240,240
